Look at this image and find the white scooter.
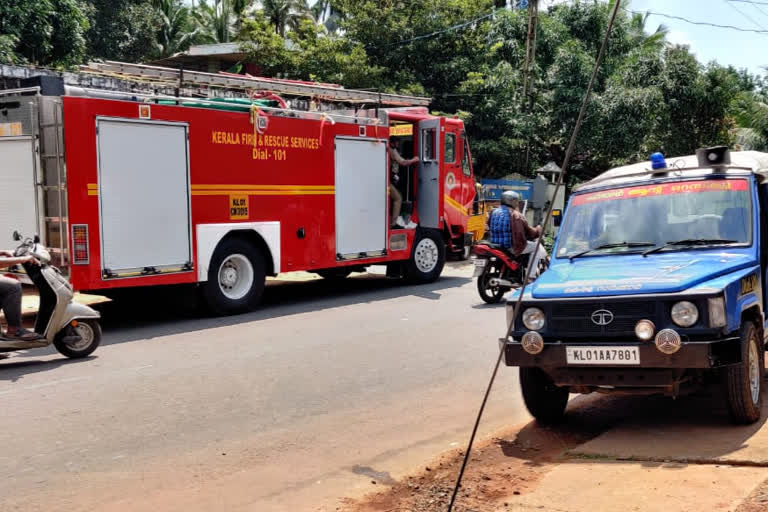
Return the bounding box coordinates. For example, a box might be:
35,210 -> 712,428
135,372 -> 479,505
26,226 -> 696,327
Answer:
0,231 -> 102,358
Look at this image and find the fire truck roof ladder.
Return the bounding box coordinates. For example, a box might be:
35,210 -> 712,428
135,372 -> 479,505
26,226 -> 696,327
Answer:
80,61 -> 431,107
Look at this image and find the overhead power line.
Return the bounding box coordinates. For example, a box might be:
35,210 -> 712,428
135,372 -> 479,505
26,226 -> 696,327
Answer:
366,9 -> 499,49
729,0 -> 768,6
369,2 -> 768,52
623,7 -> 768,35
732,0 -> 768,22
722,0 -> 768,31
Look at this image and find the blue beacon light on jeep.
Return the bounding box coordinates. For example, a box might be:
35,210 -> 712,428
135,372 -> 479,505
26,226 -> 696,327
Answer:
650,152 -> 667,170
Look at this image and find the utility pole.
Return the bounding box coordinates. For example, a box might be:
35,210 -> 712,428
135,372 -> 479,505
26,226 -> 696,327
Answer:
521,0 -> 539,174
521,0 -> 539,105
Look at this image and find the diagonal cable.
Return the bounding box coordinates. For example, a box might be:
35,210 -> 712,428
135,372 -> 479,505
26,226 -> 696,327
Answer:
445,1 -> 623,511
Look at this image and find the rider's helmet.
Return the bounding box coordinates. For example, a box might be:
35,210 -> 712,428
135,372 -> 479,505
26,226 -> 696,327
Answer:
500,190 -> 520,207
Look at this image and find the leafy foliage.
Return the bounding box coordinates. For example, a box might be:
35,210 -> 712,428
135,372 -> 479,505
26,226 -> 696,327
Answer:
0,0 -> 89,67
0,0 -> 764,183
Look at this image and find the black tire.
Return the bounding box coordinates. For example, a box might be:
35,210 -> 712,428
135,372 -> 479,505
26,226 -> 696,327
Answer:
477,266 -> 504,304
405,229 -> 446,283
53,319 -> 102,359
723,321 -> 764,424
202,238 -> 265,316
520,367 -> 569,424
316,269 -> 353,280
538,255 -> 550,275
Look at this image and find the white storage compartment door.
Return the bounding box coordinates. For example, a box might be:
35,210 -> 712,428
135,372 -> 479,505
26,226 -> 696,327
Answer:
97,119 -> 191,274
334,137 -> 387,258
0,137 -> 38,248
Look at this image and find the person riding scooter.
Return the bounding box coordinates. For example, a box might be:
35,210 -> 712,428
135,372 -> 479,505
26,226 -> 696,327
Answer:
0,251 -> 44,341
0,232 -> 102,359
489,190 -> 547,282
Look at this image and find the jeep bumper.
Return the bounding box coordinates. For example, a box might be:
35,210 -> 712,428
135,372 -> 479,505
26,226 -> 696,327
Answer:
502,337 -> 741,370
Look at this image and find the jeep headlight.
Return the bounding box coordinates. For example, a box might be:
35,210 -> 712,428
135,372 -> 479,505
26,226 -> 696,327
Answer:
671,301 -> 699,328
708,296 -> 726,328
522,307 -> 546,331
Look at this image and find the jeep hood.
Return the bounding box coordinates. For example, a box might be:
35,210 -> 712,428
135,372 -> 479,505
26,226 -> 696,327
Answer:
532,250 -> 754,298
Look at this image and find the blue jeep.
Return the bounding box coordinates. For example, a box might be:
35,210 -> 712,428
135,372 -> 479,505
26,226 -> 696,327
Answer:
504,147 -> 768,424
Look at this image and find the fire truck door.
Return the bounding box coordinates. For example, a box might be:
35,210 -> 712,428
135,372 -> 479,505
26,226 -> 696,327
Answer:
0,136 -> 38,248
96,119 -> 192,276
417,119 -> 442,229
334,137 -> 387,259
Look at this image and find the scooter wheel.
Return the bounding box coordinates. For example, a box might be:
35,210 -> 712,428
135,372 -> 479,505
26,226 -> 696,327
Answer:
54,319 -> 102,359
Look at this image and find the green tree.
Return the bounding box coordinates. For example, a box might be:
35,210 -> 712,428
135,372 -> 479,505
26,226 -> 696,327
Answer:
239,11 -> 294,76
259,0 -> 311,37
289,19 -> 384,88
193,0 -> 250,43
154,0 -> 200,57
734,91 -> 768,151
0,0 -> 89,67
86,0 -> 160,62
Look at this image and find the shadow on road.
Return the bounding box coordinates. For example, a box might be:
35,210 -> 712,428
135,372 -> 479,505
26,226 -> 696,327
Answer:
0,356 -> 95,382
499,386 -> 768,465
91,273 -> 472,347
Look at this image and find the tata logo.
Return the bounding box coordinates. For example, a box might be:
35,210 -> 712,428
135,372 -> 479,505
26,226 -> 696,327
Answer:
591,309 -> 614,326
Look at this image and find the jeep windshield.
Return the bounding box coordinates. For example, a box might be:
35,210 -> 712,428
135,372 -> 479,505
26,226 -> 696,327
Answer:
555,178 -> 752,259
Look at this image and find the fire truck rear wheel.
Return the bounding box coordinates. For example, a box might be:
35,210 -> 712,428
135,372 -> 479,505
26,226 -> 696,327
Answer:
520,367 -> 569,424
316,269 -> 353,280
405,230 -> 446,284
203,238 -> 266,315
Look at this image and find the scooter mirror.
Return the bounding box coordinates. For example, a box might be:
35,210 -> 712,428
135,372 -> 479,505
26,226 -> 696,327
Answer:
12,231 -> 21,242
34,234 -> 40,244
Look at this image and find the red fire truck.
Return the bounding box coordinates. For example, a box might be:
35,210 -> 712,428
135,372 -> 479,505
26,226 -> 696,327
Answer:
0,62 -> 477,314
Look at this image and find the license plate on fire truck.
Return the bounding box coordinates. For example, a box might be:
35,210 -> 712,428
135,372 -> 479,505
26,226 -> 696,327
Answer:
472,258 -> 487,277
566,346 -> 640,365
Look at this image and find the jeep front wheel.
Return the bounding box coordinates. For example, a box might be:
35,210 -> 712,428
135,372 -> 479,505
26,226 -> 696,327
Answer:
724,321 -> 764,424
520,367 -> 569,424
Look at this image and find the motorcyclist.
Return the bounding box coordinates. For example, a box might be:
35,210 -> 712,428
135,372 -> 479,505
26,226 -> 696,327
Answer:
489,190 -> 547,281
0,251 -> 44,341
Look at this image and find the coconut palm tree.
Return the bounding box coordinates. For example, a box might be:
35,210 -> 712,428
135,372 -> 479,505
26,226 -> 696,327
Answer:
627,10 -> 668,51
311,0 -> 342,33
192,0 -> 252,43
259,0 -> 311,36
154,0 -> 201,56
734,91 -> 768,151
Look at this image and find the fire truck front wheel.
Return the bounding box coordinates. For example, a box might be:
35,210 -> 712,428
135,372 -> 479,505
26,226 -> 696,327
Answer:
203,238 -> 266,315
405,230 -> 446,284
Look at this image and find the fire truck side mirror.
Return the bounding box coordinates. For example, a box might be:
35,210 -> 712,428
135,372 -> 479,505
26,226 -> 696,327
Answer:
552,210 -> 563,227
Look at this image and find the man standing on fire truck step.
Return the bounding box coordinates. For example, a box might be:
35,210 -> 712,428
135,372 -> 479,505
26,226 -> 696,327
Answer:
489,190 -> 547,282
388,139 -> 419,228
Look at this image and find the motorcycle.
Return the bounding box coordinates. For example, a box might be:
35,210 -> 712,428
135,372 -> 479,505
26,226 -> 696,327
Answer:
0,231 -> 102,358
472,242 -> 549,304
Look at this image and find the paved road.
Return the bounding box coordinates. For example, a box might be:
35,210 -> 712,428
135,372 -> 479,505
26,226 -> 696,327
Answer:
0,263 -> 531,512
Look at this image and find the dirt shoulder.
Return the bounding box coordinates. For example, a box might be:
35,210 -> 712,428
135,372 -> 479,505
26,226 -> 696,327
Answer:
737,478 -> 768,512
340,391 -> 768,512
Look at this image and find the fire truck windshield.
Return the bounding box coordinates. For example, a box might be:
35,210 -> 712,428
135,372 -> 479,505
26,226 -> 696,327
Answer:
555,178 -> 752,259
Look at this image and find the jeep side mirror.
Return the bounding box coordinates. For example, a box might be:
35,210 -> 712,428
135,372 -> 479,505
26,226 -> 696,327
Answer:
12,231 -> 21,241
